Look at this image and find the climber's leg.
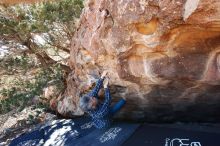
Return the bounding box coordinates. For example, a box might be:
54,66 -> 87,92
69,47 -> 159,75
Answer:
109,98 -> 126,116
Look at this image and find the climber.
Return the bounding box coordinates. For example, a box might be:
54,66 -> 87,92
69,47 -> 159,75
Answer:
79,70 -> 126,129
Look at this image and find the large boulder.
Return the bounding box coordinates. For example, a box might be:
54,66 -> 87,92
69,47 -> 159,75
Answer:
57,0 -> 220,122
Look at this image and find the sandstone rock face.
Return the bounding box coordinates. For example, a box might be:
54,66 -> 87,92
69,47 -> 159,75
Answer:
58,0 -> 220,122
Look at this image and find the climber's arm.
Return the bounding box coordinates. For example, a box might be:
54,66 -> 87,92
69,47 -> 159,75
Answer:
88,78 -> 105,98
88,71 -> 108,98
103,87 -> 112,108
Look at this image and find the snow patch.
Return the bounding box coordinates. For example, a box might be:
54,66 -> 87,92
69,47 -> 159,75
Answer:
0,46 -> 9,58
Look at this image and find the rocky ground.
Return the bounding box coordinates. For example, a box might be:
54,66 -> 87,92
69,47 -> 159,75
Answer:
0,106 -> 57,146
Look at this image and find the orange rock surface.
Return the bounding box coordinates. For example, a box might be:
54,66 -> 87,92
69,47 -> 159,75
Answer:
56,0 -> 220,121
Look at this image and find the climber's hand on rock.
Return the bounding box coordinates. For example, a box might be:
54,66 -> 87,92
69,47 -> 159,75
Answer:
101,70 -> 108,79
103,77 -> 109,88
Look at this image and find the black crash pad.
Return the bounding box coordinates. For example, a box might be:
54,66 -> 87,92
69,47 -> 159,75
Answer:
9,117 -> 139,146
123,124 -> 220,146
9,117 -> 220,146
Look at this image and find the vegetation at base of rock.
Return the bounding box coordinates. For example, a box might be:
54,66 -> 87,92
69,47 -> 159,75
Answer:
0,0 -> 84,114
0,65 -> 64,114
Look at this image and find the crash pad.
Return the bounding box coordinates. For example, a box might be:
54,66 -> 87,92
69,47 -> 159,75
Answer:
123,124 -> 220,146
9,117 -> 139,146
9,117 -> 220,146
